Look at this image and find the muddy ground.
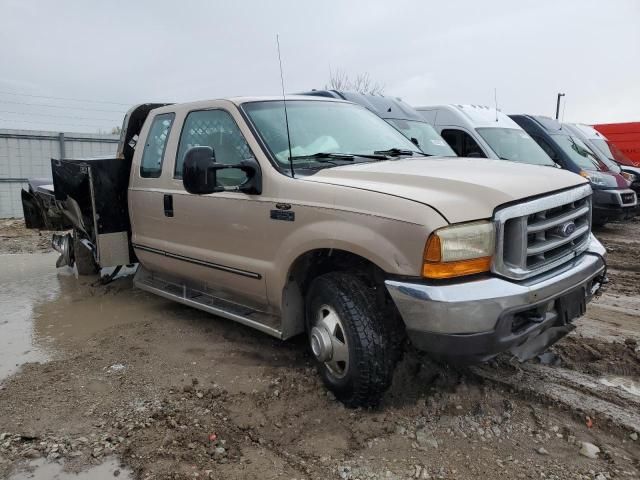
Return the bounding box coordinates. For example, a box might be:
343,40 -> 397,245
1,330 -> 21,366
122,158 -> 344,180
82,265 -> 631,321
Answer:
0,218 -> 638,479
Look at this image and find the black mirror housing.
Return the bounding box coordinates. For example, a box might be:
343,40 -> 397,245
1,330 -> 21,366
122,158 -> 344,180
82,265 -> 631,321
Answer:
183,146 -> 220,195
182,146 -> 262,195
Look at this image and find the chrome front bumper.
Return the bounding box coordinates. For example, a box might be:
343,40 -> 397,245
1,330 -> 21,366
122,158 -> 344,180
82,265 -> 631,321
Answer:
385,235 -> 606,361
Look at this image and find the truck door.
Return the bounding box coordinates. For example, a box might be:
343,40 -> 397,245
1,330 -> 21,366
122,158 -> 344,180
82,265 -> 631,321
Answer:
129,111 -> 177,274
160,107 -> 268,311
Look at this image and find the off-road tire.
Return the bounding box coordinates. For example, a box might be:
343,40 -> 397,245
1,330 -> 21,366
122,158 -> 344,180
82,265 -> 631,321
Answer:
72,230 -> 99,276
306,272 -> 398,407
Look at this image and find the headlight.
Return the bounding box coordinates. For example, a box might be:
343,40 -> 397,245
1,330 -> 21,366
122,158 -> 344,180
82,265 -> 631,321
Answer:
579,170 -> 617,188
422,221 -> 495,279
621,171 -> 636,184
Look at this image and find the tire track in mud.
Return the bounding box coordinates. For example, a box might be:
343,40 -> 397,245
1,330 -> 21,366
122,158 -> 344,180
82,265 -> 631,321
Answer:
471,363 -> 640,434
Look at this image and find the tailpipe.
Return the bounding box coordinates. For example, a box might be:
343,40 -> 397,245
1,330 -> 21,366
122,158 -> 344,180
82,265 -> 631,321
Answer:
52,233 -> 73,268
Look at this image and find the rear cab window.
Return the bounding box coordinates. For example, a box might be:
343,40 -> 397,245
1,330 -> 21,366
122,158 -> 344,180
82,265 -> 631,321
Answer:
140,113 -> 175,178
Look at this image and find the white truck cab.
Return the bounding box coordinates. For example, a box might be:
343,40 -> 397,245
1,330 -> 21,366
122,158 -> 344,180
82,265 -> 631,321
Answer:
416,104 -> 554,167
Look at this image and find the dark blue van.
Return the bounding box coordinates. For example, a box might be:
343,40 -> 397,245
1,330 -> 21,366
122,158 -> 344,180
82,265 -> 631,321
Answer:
510,115 -> 637,226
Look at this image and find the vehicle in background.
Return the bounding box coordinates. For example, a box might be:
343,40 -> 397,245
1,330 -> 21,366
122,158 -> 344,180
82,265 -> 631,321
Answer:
415,104 -> 556,167
301,90 -> 457,157
21,96 -> 606,406
562,123 -> 639,194
510,115 -> 637,226
593,122 -> 640,167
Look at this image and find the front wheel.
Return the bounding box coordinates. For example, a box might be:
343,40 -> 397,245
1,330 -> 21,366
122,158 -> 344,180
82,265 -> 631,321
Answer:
306,272 -> 398,407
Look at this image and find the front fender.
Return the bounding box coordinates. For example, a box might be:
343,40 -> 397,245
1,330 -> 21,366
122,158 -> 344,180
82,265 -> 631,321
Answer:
268,214 -> 442,309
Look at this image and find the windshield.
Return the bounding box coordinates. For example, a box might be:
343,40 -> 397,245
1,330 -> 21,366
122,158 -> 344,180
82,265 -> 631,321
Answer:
385,119 -> 456,157
587,141 -> 621,173
243,100 -> 420,170
476,128 -> 554,166
552,134 -> 606,171
589,138 -> 617,160
605,140 -> 635,166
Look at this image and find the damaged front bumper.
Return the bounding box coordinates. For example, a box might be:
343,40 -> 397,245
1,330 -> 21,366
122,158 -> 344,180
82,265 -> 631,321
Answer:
385,235 -> 607,363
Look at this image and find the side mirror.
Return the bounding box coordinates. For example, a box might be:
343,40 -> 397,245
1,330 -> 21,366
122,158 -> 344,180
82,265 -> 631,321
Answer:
182,146 -> 262,195
183,146 -> 219,194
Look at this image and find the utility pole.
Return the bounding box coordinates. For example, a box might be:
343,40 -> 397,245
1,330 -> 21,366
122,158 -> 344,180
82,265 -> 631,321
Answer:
555,93 -> 565,120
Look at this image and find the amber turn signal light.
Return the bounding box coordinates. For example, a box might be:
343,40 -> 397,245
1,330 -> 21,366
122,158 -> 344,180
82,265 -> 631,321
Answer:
422,256 -> 492,279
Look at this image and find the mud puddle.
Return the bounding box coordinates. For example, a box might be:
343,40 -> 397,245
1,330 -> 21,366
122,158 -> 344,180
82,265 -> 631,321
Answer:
0,253 -> 148,383
8,457 -> 130,480
0,254 -> 60,381
32,269 -> 151,349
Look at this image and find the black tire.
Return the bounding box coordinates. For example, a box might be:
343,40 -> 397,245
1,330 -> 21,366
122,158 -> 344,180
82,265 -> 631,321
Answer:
305,272 -> 398,407
72,230 -> 99,276
592,219 -> 607,228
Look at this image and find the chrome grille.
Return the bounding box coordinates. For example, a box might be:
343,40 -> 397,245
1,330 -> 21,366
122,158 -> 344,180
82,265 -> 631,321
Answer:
493,185 -> 593,280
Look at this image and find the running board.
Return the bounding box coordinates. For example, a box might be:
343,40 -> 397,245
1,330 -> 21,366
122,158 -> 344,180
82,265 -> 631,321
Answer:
134,268 -> 282,339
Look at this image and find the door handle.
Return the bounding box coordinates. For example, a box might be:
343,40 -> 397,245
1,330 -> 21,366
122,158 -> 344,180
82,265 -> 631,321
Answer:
163,194 -> 174,217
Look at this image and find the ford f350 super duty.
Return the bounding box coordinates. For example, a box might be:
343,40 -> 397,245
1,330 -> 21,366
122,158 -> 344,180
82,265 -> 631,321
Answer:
21,96 -> 607,406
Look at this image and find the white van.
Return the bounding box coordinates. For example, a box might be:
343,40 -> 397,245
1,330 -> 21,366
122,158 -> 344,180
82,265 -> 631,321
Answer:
562,123 -> 640,183
416,104 -> 554,166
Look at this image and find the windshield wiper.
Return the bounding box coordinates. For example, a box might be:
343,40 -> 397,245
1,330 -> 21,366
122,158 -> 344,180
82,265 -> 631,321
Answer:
373,148 -> 423,157
289,152 -> 389,162
289,152 -> 354,161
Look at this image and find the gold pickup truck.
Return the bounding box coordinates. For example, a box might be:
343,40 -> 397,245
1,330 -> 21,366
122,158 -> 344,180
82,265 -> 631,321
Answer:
21,96 -> 607,406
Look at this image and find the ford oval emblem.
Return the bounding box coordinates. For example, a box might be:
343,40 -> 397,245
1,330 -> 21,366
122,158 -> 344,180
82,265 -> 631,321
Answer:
559,221 -> 576,237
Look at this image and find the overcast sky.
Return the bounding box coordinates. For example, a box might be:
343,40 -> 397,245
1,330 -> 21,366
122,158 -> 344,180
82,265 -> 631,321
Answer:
1,0 -> 638,133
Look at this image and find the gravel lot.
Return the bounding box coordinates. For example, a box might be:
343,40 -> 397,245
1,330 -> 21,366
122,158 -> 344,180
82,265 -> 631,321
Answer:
0,218 -> 638,479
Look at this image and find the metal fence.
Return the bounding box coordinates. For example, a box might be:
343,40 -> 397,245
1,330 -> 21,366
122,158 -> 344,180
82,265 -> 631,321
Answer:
0,129 -> 119,218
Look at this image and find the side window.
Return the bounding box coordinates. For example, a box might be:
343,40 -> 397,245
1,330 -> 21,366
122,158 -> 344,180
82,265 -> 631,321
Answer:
175,109 -> 254,186
441,129 -> 486,158
140,113 -> 175,178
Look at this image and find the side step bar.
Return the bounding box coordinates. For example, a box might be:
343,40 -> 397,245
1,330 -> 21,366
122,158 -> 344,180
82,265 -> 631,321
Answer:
134,267 -> 282,339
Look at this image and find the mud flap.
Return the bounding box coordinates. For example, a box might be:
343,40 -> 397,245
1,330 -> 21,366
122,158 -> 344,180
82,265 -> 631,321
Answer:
510,324 -> 576,362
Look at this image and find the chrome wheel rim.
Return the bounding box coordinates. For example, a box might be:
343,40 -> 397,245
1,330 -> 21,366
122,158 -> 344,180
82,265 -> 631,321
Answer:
311,304 -> 349,378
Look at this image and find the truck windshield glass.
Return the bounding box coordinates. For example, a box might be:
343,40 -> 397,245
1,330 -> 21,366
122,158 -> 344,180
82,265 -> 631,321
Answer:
552,135 -> 605,171
385,119 -> 456,157
476,128 -> 554,166
243,100 -> 420,170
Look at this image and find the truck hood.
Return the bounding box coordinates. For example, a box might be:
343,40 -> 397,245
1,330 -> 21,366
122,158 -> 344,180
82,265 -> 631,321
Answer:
303,157 -> 588,223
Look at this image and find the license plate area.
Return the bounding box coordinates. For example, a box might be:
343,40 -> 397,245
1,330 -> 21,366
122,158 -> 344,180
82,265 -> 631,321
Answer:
556,287 -> 586,325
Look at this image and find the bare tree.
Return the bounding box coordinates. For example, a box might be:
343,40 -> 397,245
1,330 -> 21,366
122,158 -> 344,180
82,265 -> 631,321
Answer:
326,69 -> 385,95
111,126 -> 122,135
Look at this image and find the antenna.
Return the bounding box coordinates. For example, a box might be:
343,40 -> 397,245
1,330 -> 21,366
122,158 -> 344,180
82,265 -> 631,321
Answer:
276,34 -> 294,178
494,88 -> 499,122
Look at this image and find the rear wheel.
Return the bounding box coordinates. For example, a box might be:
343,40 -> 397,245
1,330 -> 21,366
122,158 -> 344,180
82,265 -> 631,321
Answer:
306,272 -> 398,407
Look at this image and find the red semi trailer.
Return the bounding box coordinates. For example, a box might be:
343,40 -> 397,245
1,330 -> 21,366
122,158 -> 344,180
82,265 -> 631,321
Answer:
593,122 -> 640,167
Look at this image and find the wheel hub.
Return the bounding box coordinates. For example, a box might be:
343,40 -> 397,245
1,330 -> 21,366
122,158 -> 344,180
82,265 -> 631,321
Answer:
310,325 -> 333,362
311,305 -> 350,378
